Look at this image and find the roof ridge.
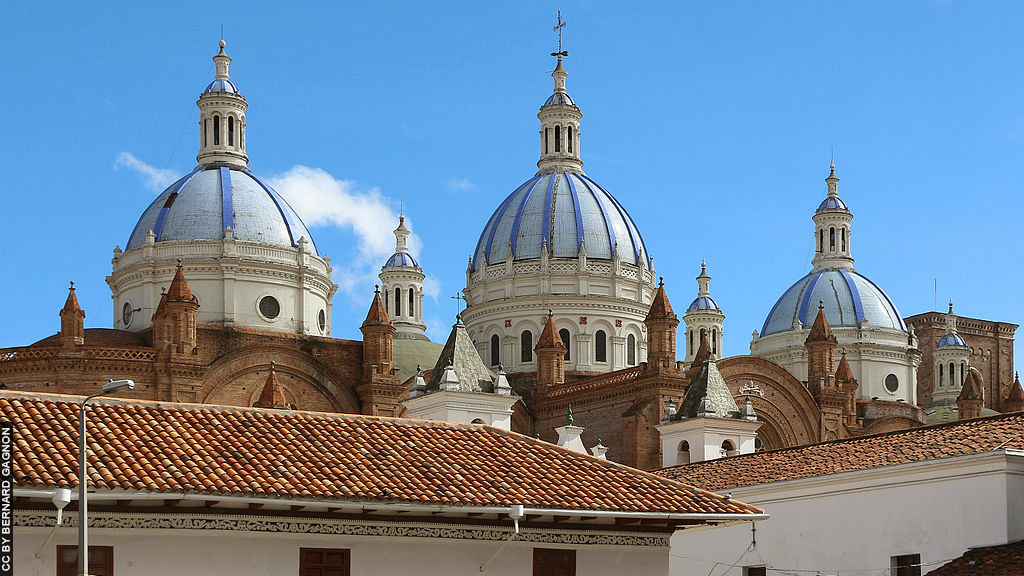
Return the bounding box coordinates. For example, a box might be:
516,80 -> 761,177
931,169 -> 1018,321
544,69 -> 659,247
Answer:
659,409 -> 1024,472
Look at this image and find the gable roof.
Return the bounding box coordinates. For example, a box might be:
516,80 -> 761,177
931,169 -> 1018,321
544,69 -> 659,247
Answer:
425,317 -> 495,392
5,392 -> 760,517
657,411 -> 1024,492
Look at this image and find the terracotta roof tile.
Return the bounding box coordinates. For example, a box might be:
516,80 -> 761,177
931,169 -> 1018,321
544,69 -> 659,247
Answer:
5,392 -> 760,516
658,411 -> 1024,492
928,540 -> 1024,575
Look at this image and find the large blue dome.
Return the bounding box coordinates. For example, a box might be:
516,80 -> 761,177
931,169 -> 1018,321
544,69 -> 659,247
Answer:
472,171 -> 650,271
761,269 -> 906,336
126,167 -> 317,255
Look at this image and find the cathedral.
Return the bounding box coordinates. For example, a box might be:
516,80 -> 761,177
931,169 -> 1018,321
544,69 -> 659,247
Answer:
1,38 -> 1019,471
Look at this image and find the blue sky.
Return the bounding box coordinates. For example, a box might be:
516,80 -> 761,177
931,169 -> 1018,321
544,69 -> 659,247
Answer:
2,2 -> 1023,369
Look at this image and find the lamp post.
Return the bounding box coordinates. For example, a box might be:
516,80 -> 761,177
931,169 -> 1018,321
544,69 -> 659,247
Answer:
78,379 -> 134,576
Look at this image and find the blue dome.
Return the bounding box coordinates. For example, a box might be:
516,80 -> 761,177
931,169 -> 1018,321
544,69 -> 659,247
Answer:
126,167 -> 317,255
203,79 -> 241,95
472,171 -> 651,271
687,296 -> 720,312
936,333 -> 968,348
384,252 -> 419,269
543,92 -> 575,107
761,269 -> 906,336
817,196 -> 848,212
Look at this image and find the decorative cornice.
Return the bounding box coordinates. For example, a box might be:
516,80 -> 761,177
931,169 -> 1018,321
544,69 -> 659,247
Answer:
15,511 -> 669,548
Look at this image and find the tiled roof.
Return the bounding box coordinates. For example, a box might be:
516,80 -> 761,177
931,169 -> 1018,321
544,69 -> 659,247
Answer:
658,411 -> 1024,492
425,318 -> 495,393
5,392 -> 761,516
928,540 -> 1024,575
31,329 -> 148,348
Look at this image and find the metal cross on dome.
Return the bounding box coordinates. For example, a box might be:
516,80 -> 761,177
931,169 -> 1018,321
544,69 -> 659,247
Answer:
451,293 -> 465,319
552,9 -> 568,57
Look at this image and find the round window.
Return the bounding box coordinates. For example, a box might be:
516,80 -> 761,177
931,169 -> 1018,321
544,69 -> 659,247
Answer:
885,374 -> 899,393
318,309 -> 326,333
122,302 -> 134,327
259,296 -> 280,320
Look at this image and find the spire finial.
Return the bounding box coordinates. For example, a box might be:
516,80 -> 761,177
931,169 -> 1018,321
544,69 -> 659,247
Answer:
819,299 -> 824,311
701,258 -> 706,271
69,281 -> 75,290
374,284 -> 380,294
566,403 -> 574,426
213,39 -> 231,81
948,299 -> 954,314
553,9 -> 567,57
826,159 -> 839,197
658,276 -> 664,288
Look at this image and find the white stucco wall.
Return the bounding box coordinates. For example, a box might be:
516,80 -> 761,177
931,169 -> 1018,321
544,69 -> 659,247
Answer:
15,522 -> 668,576
670,451 -> 1023,575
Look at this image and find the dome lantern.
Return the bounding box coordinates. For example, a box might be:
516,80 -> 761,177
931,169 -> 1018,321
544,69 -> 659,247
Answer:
196,40 -> 249,169
537,12 -> 583,175
811,162 -> 854,271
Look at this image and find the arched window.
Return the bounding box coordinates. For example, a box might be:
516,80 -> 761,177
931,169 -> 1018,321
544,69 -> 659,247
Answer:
721,440 -> 736,457
627,334 -> 636,365
521,330 -> 533,363
829,227 -> 836,251
409,288 -> 415,317
545,128 -> 549,154
712,328 -> 718,355
490,334 -> 500,366
384,289 -> 390,314
950,362 -> 956,386
595,330 -> 607,363
559,329 -> 571,361
394,288 -> 401,316
819,229 -> 824,252
961,362 -> 966,385
213,115 -> 220,145
700,328 -> 707,346
938,363 -> 944,387
471,418 -> 485,424
678,441 -> 690,465
203,119 -> 208,147
841,228 -> 847,251
555,125 -> 561,152
228,116 -> 234,146
567,125 -> 574,153
689,330 -> 694,355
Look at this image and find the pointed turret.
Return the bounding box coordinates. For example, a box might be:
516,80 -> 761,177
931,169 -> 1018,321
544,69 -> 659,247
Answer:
361,285 -> 391,328
536,312 -> 567,389
806,301 -> 837,343
196,40 -> 249,169
1005,372 -> 1024,413
806,302 -> 849,438
151,261 -> 199,354
645,278 -> 680,371
356,286 -> 402,416
957,367 -> 985,420
59,281 -> 85,347
253,362 -> 288,409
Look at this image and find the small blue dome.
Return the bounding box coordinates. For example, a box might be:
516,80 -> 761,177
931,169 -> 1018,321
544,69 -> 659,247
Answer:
543,92 -> 575,107
384,252 -> 419,269
203,79 -> 241,95
687,296 -> 720,312
126,167 -> 317,255
472,171 -> 650,271
936,333 -> 968,348
816,196 -> 848,212
761,268 -> 906,336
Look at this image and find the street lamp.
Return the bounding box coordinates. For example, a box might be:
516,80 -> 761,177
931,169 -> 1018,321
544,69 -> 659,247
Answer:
78,379 -> 134,576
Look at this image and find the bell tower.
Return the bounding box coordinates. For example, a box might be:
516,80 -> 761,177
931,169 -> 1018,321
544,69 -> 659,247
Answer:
811,162 -> 854,271
196,41 -> 249,169
536,11 -> 583,175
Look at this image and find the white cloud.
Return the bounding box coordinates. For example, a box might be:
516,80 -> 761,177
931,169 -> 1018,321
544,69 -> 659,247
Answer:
267,166 -> 424,307
425,315 -> 451,343
446,178 -> 476,193
114,152 -> 178,192
422,276 -> 441,300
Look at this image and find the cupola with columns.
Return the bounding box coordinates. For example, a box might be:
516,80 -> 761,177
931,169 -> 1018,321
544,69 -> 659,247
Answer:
811,162 -> 854,271
196,40 -> 249,168
536,33 -> 583,174
683,260 -> 725,363
932,300 -> 970,407
378,213 -> 428,341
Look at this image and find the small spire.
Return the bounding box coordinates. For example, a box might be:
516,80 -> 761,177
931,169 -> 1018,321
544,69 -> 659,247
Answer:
696,260 -> 712,297
566,403 -> 574,426
948,299 -> 954,315
254,361 -> 288,409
